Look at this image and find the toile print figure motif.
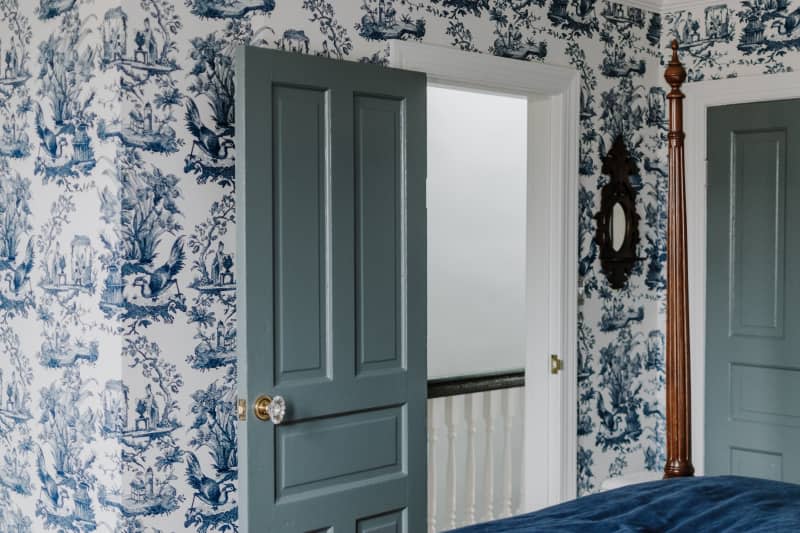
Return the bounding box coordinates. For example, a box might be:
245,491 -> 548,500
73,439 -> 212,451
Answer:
548,0 -> 598,36
357,0 -> 426,40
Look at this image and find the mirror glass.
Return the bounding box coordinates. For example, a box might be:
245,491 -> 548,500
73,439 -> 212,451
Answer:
611,202 -> 626,252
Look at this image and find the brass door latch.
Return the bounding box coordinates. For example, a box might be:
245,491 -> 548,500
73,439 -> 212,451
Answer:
550,354 -> 563,375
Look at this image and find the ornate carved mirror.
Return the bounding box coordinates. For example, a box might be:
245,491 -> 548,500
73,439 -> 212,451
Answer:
595,135 -> 641,289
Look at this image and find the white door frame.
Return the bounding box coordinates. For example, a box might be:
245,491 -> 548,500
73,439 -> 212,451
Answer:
389,41 -> 579,509
684,70 -> 800,476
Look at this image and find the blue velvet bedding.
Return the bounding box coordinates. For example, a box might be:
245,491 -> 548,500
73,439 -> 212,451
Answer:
450,476 -> 800,532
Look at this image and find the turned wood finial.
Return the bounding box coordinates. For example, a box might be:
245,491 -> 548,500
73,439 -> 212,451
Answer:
664,37 -> 695,480
664,40 -> 687,94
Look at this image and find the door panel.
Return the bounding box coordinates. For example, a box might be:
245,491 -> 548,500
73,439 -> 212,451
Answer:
355,96 -> 404,375
729,130 -> 785,337
237,47 -> 426,532
273,84 -> 329,383
707,99 -> 800,483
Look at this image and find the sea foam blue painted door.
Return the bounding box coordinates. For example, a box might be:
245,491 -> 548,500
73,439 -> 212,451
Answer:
706,99 -> 800,483
235,47 -> 427,532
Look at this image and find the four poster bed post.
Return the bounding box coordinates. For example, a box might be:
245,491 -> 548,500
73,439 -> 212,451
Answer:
664,39 -> 695,479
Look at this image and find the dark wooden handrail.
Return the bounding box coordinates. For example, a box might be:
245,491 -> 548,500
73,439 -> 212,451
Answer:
427,370 -> 525,399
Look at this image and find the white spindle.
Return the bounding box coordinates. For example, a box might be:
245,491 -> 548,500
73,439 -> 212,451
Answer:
483,391 -> 495,521
517,388 -> 526,516
502,388 -> 515,517
464,394 -> 477,525
427,400 -> 438,533
445,396 -> 458,529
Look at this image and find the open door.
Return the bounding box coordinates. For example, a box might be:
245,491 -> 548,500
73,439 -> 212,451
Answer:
236,47 -> 427,532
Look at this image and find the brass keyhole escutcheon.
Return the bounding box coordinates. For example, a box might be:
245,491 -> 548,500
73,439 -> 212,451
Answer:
253,395 -> 273,421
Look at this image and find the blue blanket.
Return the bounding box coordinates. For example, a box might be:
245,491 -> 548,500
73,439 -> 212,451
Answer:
450,476 -> 800,532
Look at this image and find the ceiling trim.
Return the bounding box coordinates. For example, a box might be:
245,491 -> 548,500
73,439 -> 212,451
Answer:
612,0 -> 733,14
659,0 -> 728,12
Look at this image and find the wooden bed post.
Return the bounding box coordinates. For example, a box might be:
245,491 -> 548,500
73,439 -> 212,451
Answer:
664,40 -> 695,479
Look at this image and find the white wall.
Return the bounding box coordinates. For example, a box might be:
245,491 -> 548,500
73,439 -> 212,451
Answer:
427,86 -> 527,379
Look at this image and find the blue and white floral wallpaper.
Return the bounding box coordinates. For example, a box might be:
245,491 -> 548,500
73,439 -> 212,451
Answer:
0,0 -> 789,530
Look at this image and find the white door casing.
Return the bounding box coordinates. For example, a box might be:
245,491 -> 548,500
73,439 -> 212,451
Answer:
389,41 -> 579,509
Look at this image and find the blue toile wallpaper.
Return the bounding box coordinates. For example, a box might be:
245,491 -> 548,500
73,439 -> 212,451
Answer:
0,0 -> 786,530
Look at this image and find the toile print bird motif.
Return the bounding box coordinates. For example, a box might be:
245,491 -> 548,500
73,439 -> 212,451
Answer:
185,99 -> 235,162
5,239 -> 34,295
185,451 -> 235,510
132,236 -> 186,302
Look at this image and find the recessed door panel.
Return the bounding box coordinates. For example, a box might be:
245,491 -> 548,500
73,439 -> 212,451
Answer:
273,84 -> 330,384
357,509 -> 405,533
730,447 -> 783,481
276,406 -> 404,498
731,363 -> 800,427
729,129 -> 785,338
355,96 -> 405,376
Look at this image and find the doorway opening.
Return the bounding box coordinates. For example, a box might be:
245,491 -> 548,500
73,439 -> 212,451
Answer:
426,85 -> 528,530
390,40 -> 580,524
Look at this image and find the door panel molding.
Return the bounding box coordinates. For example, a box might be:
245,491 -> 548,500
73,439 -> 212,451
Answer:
390,41 -> 580,508
684,70 -> 800,475
728,129 -> 786,339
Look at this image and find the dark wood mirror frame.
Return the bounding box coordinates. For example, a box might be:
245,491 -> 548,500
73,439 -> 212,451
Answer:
595,135 -> 641,290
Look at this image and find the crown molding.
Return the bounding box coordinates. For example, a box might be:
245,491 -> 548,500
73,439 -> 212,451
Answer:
659,0 -> 729,12
611,0 -> 735,14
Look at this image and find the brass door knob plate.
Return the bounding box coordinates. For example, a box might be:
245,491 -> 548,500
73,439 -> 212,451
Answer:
253,395 -> 287,425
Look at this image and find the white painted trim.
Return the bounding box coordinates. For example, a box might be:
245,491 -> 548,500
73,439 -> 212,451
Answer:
683,70 -> 800,477
659,0 -> 720,12
390,41 -> 580,510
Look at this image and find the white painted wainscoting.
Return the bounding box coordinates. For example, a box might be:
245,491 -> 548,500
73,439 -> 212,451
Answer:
427,386 -> 525,532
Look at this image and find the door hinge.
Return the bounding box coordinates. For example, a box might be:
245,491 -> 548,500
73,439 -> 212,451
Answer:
550,354 -> 563,375
237,398 -> 247,421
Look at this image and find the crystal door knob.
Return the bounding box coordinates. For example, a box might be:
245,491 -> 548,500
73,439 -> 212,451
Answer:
253,395 -> 286,425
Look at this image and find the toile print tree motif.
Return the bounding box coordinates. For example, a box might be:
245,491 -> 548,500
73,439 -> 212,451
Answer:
0,164 -> 32,264
642,172 -> 667,291
0,1 -> 34,159
599,77 -> 646,161
445,19 -> 478,50
36,367 -> 99,531
111,150 -> 183,267
189,193 -> 235,291
577,311 -> 596,439
595,329 -> 644,451
489,2 -> 548,60
0,164 -> 35,315
303,0 -> 354,59
189,35 -> 236,133
189,367 -> 237,476
123,336 -> 183,430
139,0 -> 182,68
36,11 -> 95,127
186,193 -> 236,371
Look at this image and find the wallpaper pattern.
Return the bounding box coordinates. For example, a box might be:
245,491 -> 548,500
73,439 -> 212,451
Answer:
0,0 -> 748,530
